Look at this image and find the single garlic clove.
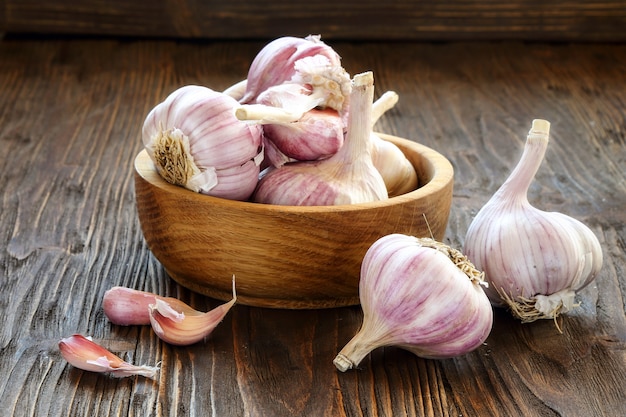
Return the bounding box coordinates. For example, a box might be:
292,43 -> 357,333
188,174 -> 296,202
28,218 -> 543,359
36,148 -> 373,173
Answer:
463,119 -> 603,326
149,278 -> 237,346
102,286 -> 157,326
58,334 -> 159,379
102,286 -> 196,327
334,234 -> 493,371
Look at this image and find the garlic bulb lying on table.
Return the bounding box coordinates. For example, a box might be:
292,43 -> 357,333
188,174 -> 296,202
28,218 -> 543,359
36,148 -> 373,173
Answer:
463,119 -> 603,327
142,85 -> 263,201
334,234 -> 493,372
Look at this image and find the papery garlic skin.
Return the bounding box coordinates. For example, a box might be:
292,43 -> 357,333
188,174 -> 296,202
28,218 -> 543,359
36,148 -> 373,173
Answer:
142,85 -> 263,201
334,234 -> 493,371
463,119 -> 603,323
59,334 -> 159,379
252,72 -> 388,206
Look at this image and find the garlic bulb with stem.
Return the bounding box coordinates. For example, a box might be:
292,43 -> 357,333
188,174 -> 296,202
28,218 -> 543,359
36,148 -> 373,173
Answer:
59,334 -> 159,378
252,71 -> 388,206
334,234 -> 493,372
463,119 -> 603,328
142,85 -> 263,201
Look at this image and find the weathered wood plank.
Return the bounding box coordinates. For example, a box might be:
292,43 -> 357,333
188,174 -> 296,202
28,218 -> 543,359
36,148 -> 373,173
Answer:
1,0 -> 626,41
0,39 -> 624,416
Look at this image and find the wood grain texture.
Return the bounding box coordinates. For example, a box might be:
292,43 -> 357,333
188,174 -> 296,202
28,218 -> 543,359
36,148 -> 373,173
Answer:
1,0 -> 626,41
0,38 -> 625,416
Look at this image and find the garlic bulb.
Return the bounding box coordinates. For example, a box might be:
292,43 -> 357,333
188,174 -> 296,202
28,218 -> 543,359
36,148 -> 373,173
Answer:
59,334 -> 159,378
463,119 -> 603,325
241,35 -> 349,111
252,71 -> 388,206
142,85 -> 263,201
334,234 -> 493,372
370,91 -> 418,197
236,99 -> 344,167
149,279 -> 237,346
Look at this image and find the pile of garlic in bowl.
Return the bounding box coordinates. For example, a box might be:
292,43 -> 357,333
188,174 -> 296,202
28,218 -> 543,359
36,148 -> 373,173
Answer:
57,35 -> 604,378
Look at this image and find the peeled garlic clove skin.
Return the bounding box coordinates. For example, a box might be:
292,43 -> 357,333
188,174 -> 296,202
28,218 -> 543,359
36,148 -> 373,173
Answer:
371,134 -> 419,197
149,280 -> 237,346
334,234 -> 493,372
241,35 -> 343,105
59,334 -> 159,379
463,119 -> 603,322
142,85 -> 262,201
102,287 -> 157,326
252,72 -> 388,206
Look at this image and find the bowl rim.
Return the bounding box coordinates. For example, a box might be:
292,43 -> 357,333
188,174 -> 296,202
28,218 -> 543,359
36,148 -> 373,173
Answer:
134,132 -> 454,213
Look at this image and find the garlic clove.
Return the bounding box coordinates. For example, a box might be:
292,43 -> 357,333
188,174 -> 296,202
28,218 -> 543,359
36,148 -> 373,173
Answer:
149,278 -> 237,346
142,85 -> 263,201
463,119 -> 603,326
58,334 -> 159,379
103,286 -> 157,326
334,234 -> 493,371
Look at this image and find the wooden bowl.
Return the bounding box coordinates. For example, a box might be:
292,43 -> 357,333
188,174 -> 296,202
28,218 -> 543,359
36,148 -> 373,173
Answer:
134,133 -> 454,309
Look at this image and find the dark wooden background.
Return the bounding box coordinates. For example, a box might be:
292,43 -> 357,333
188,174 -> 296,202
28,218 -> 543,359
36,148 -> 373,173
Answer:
1,0 -> 626,41
1,1 -> 626,416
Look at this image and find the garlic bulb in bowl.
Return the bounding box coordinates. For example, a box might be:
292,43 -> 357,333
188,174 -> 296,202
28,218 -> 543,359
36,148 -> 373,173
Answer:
463,119 -> 603,326
142,85 -> 263,201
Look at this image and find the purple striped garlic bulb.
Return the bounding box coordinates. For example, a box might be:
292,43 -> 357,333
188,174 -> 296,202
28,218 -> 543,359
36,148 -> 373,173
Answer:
334,234 -> 493,371
252,71 -> 388,206
241,35 -> 350,114
463,119 -> 603,326
142,85 -> 263,201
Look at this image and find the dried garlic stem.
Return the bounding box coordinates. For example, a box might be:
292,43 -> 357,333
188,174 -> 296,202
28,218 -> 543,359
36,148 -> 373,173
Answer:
371,91 -> 399,126
235,104 -> 303,124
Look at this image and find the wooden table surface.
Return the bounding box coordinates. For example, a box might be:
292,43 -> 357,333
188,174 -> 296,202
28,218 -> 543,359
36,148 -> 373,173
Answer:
0,36 -> 624,417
